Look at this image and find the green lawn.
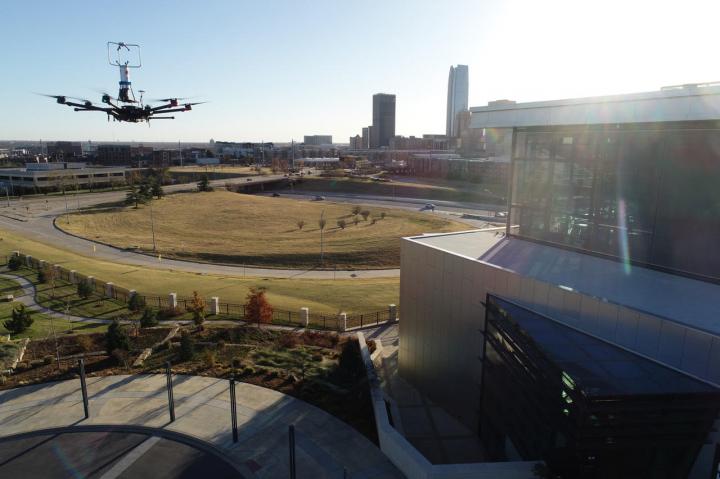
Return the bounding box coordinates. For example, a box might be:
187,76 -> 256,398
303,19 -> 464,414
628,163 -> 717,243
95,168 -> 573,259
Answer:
0,275 -> 108,339
0,229 -> 400,313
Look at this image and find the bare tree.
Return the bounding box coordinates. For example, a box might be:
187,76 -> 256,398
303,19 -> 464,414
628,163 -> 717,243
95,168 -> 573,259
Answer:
297,219 -> 306,230
337,219 -> 346,229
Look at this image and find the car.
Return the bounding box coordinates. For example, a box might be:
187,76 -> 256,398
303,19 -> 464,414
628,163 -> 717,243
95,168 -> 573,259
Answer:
424,203 -> 436,211
246,178 -> 252,182
272,192 -> 280,197
495,211 -> 508,218
313,195 -> 325,201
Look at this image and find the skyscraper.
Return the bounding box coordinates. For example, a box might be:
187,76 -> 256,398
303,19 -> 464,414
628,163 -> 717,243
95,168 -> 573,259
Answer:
371,93 -> 396,148
446,65 -> 469,137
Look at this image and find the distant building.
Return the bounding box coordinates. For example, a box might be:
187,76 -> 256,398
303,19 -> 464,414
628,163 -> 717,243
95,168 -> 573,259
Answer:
295,157 -> 340,169
0,163 -> 127,193
446,65 -> 469,137
349,135 -> 363,149
303,135 -> 332,146
361,127 -> 370,148
389,135 -> 449,150
151,149 -> 182,168
47,141 -> 83,160
372,93 -> 396,148
96,145 -> 153,167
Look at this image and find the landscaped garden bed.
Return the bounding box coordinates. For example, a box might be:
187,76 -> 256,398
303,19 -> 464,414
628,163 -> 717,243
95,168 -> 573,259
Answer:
0,324 -> 376,442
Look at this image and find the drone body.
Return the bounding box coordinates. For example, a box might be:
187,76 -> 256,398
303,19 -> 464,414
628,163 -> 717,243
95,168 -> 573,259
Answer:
42,42 -> 202,124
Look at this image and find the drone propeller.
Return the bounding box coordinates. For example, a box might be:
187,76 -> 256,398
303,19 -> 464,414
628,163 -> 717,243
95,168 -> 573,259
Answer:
148,96 -> 196,102
35,93 -> 93,106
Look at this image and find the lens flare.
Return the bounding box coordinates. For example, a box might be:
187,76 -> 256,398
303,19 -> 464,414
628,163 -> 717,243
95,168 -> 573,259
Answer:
617,198 -> 631,275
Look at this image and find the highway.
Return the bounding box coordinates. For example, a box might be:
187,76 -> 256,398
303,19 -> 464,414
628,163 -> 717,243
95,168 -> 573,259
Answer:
0,176 -> 502,279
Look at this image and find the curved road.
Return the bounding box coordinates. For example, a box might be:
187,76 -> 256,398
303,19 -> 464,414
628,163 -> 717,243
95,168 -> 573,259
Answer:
0,176 -> 499,279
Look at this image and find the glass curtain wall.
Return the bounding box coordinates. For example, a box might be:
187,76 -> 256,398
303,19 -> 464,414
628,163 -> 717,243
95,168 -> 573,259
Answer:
510,122 -> 720,281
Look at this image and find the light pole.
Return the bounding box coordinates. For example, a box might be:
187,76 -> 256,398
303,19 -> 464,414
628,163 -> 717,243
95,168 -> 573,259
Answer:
149,200 -> 157,252
319,210 -> 325,265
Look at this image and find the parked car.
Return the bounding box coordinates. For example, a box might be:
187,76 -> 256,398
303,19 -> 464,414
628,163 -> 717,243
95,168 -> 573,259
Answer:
272,192 -> 281,197
314,195 -> 325,201
495,211 -> 508,218
424,203 -> 436,211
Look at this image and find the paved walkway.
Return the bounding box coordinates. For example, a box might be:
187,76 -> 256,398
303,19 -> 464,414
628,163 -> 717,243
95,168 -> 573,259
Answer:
0,374 -> 404,478
373,336 -> 485,465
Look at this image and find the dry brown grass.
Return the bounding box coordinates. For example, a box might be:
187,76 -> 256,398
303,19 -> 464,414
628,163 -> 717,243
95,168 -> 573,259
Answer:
61,191 -> 467,268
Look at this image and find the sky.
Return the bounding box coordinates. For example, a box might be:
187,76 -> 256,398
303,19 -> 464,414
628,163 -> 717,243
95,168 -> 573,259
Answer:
2,0 -> 719,143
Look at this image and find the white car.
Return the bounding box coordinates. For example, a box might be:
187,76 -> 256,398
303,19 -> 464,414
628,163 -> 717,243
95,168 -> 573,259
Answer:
424,203 -> 436,211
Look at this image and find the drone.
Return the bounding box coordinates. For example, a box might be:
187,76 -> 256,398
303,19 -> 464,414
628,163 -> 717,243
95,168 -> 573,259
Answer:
40,42 -> 203,124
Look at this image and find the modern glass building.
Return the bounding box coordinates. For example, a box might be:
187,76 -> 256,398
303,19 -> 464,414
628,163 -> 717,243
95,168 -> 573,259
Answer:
481,295 -> 720,478
399,84 -> 720,478
446,65 -> 469,137
372,93 -> 396,148
509,122 -> 720,282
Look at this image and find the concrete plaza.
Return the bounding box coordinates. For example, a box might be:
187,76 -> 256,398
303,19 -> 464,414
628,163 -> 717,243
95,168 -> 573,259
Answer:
0,374 -> 403,478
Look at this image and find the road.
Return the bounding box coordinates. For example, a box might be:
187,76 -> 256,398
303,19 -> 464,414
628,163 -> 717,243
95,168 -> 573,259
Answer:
0,176 -> 501,279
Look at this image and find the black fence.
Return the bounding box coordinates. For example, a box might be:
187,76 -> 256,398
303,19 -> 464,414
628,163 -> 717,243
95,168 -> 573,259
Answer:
10,253 -> 398,331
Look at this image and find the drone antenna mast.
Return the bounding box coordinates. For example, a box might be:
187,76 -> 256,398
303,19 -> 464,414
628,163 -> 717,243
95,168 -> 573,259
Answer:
107,42 -> 141,103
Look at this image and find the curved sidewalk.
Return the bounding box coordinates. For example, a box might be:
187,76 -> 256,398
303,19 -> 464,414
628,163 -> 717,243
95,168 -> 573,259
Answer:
0,374 -> 404,478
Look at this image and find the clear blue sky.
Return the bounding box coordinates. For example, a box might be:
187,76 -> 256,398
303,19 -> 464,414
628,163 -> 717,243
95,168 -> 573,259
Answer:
2,0 -> 718,142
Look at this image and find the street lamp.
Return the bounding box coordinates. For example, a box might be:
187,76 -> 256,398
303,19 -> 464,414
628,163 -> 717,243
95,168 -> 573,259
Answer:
149,200 -> 157,252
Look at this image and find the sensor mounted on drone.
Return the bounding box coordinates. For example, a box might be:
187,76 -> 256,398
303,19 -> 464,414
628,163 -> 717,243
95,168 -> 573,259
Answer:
40,42 -> 203,124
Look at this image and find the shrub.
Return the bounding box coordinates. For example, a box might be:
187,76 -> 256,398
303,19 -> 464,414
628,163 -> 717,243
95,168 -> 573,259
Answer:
105,319 -> 130,354
157,306 -> 182,321
43,355 -> 53,365
140,308 -> 158,328
77,280 -> 93,300
128,293 -> 146,313
197,175 -> 213,192
360,210 -> 370,221
203,348 -> 216,368
186,291 -> 206,329
76,334 -> 94,352
231,357 -> 243,368
296,220 -> 306,230
301,330 -> 339,349
380,212 -> 386,220
371,218 -> 376,225
179,331 -> 194,361
37,268 -> 47,284
277,332 -> 299,349
351,206 -> 361,216
242,365 -> 255,376
7,255 -> 22,271
338,339 -> 365,381
3,304 -> 33,334
112,349 -> 130,369
244,288 -> 273,326
29,359 -> 45,368
336,219 -> 346,230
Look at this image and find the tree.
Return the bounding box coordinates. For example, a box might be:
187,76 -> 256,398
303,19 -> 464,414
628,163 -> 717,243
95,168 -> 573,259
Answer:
361,210 -> 370,221
179,331 -> 195,361
245,287 -> 273,327
318,217 -> 326,231
3,304 -> 33,334
296,220 -> 306,230
77,280 -> 93,300
105,319 -> 130,354
337,219 -> 346,229
7,255 -> 22,271
138,181 -> 152,202
186,291 -> 207,329
128,293 -> 146,313
139,308 -> 158,328
43,265 -> 57,299
151,180 -> 164,199
197,175 -> 213,192
351,205 -> 361,216
126,185 -> 142,208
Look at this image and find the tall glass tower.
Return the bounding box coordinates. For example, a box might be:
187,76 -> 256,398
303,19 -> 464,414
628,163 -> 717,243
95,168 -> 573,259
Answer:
446,65 -> 469,137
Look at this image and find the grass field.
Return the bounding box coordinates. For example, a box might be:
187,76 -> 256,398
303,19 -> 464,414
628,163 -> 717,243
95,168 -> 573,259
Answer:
0,230 -> 400,314
59,190 -> 466,269
292,176 -> 508,204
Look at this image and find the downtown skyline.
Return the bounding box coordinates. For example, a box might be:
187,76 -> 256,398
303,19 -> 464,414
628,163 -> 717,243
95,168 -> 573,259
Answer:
2,0 -> 720,142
